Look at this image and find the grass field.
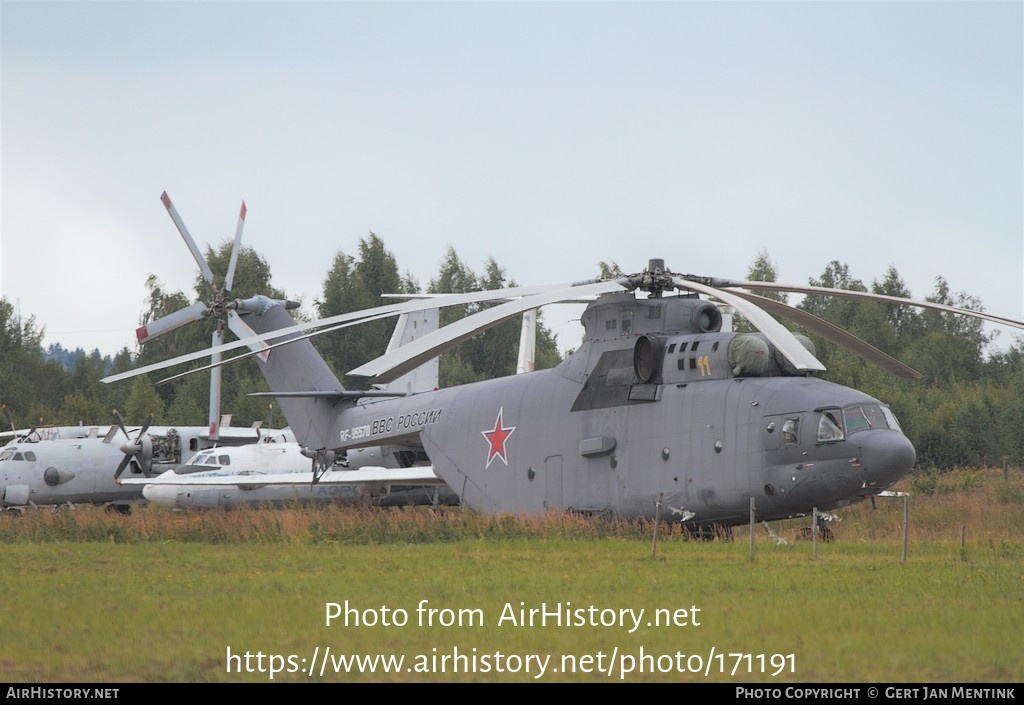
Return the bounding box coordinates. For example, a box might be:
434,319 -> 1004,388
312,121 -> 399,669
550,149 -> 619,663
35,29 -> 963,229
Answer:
1,469 -> 1021,684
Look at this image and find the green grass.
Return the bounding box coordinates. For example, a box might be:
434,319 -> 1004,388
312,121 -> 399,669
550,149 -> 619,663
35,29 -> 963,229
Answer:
1,470 -> 1022,683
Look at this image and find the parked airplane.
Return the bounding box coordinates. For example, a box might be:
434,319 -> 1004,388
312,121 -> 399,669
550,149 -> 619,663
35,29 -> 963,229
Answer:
0,414 -> 286,513
0,404 -> 109,445
132,437 -> 456,510
2,424 -> 107,446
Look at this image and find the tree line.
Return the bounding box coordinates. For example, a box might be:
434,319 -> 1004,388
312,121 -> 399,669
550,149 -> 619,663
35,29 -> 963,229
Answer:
1,241 -> 1022,470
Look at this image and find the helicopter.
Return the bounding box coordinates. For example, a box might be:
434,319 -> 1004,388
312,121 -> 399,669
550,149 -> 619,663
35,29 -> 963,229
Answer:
104,200 -> 1024,533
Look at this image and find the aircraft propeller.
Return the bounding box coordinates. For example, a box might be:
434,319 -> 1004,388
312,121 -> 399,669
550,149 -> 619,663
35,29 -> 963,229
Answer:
302,447 -> 337,484
112,410 -> 155,481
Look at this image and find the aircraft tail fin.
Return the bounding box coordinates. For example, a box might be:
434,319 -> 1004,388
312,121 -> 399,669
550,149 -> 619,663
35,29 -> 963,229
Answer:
375,308 -> 440,394
243,303 -> 345,451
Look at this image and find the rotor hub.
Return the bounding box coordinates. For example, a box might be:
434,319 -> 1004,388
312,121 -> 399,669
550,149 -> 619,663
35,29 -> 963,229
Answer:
625,258 -> 676,298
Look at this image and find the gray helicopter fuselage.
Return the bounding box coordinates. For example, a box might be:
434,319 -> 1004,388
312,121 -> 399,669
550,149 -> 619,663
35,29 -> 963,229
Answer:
256,291 -> 915,526
326,356 -> 912,525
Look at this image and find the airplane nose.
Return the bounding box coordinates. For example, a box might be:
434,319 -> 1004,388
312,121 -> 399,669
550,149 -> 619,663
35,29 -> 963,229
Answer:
857,431 -> 916,490
142,483 -> 179,509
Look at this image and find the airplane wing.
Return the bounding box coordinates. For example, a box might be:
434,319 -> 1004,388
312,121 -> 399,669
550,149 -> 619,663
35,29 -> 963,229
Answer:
120,466 -> 443,488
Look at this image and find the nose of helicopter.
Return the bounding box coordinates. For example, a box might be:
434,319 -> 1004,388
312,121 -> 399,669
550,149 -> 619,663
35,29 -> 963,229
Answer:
142,483 -> 180,509
857,430 -> 916,490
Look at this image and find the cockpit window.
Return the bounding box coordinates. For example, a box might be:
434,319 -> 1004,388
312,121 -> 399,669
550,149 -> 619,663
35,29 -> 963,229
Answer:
817,410 -> 845,443
0,449 -> 33,461
219,455 -> 230,466
782,417 -> 799,444
881,406 -> 902,433
843,404 -> 898,435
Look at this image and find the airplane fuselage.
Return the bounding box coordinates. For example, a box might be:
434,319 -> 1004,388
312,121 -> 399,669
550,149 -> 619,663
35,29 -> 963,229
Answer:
0,424 -> 286,510
0,440 -> 150,508
138,440 -> 457,510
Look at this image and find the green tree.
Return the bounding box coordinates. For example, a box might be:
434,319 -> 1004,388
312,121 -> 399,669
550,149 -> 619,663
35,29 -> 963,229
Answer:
0,297 -> 68,424
733,249 -> 787,333
57,393 -> 107,427
901,277 -> 992,384
162,371 -> 208,427
427,250 -> 562,385
871,264 -> 922,342
314,232 -> 410,388
597,260 -> 624,279
124,376 -> 165,425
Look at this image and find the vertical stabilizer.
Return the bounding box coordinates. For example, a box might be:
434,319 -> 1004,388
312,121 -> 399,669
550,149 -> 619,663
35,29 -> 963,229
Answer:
376,308 -> 440,394
243,303 -> 344,451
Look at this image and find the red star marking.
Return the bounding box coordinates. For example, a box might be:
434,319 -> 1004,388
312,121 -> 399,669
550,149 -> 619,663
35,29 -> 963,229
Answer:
481,407 -> 516,468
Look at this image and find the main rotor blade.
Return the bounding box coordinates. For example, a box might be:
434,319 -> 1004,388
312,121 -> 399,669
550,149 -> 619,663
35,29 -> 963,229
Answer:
671,277 -> 827,374
725,290 -> 922,380
155,307 -> 431,385
135,301 -> 208,345
517,309 -> 537,374
711,279 -> 1024,331
161,191 -> 215,285
224,201 -> 246,293
349,279 -> 629,383
103,282 -> 583,385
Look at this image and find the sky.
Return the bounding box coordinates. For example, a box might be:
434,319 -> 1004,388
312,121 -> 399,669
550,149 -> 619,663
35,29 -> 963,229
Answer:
2,0 -> 1022,362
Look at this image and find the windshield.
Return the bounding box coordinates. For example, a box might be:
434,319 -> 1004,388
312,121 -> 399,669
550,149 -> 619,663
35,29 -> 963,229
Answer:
0,449 -> 36,462
843,404 -> 899,435
182,452 -> 231,467
817,403 -> 902,442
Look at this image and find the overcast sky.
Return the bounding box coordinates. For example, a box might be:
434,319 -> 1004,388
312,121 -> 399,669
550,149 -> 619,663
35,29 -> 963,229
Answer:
2,0 -> 1022,361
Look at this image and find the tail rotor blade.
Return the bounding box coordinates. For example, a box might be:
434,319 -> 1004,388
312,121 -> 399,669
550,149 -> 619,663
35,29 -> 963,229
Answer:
161,191 -> 215,285
136,301 -> 208,345
224,201 -> 246,293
